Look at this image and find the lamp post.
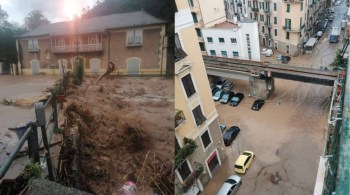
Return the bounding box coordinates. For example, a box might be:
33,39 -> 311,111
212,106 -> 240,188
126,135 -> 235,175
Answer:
231,141 -> 240,155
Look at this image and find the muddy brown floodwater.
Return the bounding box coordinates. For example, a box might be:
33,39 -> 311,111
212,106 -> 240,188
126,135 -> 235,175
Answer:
62,76 -> 174,194
202,78 -> 332,195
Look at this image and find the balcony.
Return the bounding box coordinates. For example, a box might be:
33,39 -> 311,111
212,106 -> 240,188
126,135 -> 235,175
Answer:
251,7 -> 259,11
265,10 -> 271,14
175,109 -> 186,129
265,33 -> 271,38
282,24 -> 305,32
237,2 -> 242,6
28,45 -> 39,52
283,0 -> 303,3
265,22 -> 271,27
51,43 -> 103,53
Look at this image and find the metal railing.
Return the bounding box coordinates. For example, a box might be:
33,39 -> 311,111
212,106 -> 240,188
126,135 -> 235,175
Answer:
51,43 -> 103,53
0,83 -> 61,181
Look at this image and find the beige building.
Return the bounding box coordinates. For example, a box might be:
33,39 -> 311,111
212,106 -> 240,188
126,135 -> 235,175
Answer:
247,0 -> 326,56
17,11 -> 168,75
175,0 -> 226,194
187,0 -> 227,54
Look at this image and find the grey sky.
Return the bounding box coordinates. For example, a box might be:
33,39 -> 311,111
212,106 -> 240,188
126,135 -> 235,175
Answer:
0,0 -> 96,25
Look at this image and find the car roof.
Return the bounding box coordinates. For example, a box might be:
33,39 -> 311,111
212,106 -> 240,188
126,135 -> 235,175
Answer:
217,175 -> 241,195
235,154 -> 248,166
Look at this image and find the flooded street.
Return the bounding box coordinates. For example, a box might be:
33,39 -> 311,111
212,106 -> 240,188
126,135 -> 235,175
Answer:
202,78 -> 332,195
0,75 -> 58,178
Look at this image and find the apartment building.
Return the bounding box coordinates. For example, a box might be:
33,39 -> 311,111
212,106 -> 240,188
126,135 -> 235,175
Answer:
187,0 -> 227,54
17,11 -> 167,75
246,0 -> 326,56
224,0 -> 249,22
202,19 -> 261,60
175,0 -> 226,194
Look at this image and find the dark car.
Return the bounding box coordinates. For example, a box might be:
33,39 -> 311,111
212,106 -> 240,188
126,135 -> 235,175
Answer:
230,93 -> 244,106
220,91 -> 235,104
251,99 -> 265,111
216,79 -> 227,89
212,86 -> 220,95
213,89 -> 225,101
281,56 -> 291,64
223,126 -> 240,146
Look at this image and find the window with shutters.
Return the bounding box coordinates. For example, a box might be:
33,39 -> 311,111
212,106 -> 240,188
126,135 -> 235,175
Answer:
177,161 -> 191,181
28,39 -> 39,51
192,105 -> 206,126
201,130 -> 212,149
181,74 -> 196,98
126,29 -> 143,47
175,33 -> 187,62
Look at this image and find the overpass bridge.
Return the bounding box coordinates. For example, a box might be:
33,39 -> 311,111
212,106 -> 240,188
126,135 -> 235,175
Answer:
203,56 -> 338,99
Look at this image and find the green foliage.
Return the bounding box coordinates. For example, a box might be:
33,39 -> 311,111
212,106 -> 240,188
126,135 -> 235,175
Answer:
54,79 -> 64,94
0,6 -> 27,64
24,162 -> 41,185
24,10 -> 50,31
330,49 -> 347,68
73,57 -> 84,85
174,138 -> 197,169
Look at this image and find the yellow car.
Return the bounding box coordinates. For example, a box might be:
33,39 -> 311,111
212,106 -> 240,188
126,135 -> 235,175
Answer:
234,151 -> 255,174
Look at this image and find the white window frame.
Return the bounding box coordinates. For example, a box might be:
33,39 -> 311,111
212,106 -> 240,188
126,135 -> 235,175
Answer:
126,28 -> 143,47
28,39 -> 39,51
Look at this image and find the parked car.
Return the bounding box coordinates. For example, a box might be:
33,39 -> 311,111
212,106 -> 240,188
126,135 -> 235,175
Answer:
223,126 -> 240,146
213,89 -> 225,101
217,175 -> 242,195
223,81 -> 235,91
230,93 -> 244,106
216,79 -> 227,89
251,99 -> 265,111
212,86 -> 220,95
219,124 -> 227,132
234,151 -> 255,174
220,91 -> 235,104
261,48 -> 273,57
276,55 -> 290,63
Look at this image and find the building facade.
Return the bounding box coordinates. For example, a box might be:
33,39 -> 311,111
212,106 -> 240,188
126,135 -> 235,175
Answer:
247,0 -> 326,56
175,0 -> 226,194
17,11 -> 168,75
202,19 -> 261,61
224,0 -> 249,23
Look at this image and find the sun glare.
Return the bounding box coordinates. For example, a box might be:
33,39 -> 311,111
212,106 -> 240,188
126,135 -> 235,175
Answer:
64,0 -> 82,20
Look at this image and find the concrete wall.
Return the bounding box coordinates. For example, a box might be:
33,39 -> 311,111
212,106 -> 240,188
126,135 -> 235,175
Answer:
198,0 -> 226,27
202,21 -> 261,60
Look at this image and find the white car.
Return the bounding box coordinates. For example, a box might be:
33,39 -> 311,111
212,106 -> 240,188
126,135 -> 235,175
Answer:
217,175 -> 242,195
261,48 -> 273,57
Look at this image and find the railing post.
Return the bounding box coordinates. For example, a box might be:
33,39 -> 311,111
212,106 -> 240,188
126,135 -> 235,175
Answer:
35,102 -> 55,181
51,92 -> 59,131
27,122 -> 40,163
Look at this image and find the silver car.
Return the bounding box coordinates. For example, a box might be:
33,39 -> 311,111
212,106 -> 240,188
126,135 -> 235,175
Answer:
217,175 -> 241,195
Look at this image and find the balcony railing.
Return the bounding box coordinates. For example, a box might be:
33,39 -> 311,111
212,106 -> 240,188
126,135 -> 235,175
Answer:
283,0 -> 303,3
265,22 -> 271,27
251,7 -> 259,11
237,2 -> 242,6
175,109 -> 186,129
51,43 -> 103,53
265,9 -> 271,14
282,24 -> 305,32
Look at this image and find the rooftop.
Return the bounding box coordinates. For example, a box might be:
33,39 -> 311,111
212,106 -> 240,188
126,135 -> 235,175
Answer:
209,21 -> 238,29
21,11 -> 166,37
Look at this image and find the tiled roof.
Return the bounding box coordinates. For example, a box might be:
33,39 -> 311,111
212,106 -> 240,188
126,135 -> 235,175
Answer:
21,11 -> 166,37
